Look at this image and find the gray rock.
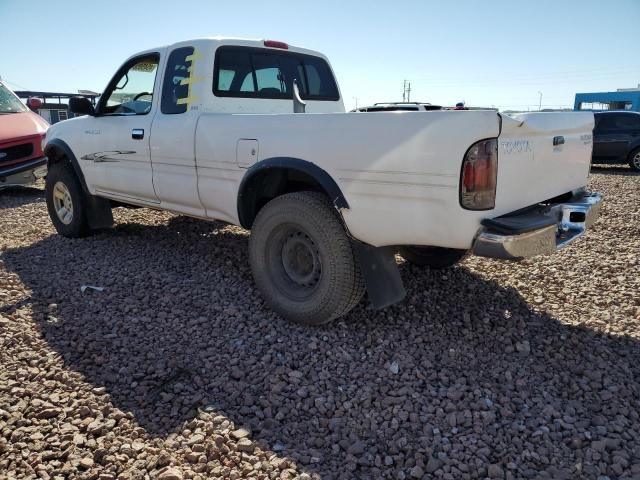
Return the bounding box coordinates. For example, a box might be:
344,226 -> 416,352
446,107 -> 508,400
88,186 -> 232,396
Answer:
425,457 -> 442,473
347,440 -> 365,455
410,465 -> 424,478
488,464 -> 504,479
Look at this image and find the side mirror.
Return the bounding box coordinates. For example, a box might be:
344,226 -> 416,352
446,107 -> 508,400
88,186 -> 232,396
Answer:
69,97 -> 95,116
27,97 -> 42,110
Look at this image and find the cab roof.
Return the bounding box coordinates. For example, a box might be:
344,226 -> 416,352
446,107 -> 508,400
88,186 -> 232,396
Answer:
163,37 -> 328,60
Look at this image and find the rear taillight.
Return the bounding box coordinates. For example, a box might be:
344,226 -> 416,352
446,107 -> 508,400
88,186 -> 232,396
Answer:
460,138 -> 498,210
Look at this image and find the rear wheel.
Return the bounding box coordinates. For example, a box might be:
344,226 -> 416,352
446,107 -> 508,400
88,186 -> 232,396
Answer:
628,148 -> 640,172
399,246 -> 467,269
249,191 -> 365,325
45,162 -> 90,237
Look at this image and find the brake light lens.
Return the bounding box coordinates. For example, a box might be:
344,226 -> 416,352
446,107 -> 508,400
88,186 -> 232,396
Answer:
460,138 -> 498,210
264,40 -> 288,49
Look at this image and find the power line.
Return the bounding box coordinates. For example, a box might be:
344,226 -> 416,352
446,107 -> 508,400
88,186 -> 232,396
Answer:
406,68 -> 640,88
408,76 -> 640,88
409,65 -> 640,83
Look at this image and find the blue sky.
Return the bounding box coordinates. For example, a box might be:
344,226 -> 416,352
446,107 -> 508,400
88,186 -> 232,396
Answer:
1,0 -> 639,111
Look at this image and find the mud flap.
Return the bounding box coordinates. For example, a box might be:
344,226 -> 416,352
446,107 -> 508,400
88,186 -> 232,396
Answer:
353,243 -> 406,310
86,195 -> 114,230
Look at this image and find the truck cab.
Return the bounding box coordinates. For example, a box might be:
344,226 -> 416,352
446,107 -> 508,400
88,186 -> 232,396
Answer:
46,38 -> 343,213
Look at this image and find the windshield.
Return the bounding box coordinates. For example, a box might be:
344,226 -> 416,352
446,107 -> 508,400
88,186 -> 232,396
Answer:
0,83 -> 28,113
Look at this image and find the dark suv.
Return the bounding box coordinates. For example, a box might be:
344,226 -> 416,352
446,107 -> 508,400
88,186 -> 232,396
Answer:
593,111 -> 640,171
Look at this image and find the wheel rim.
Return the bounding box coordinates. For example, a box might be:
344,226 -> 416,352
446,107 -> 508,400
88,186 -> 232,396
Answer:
52,181 -> 74,225
633,152 -> 640,170
266,224 -> 323,301
282,232 -> 321,287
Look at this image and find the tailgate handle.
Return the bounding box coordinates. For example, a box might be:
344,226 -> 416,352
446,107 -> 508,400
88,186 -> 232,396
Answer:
553,136 -> 565,146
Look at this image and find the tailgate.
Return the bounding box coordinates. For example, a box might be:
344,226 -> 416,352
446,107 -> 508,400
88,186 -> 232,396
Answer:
494,111 -> 594,213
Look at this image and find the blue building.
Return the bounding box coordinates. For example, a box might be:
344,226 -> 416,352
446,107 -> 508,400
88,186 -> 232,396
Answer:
574,86 -> 640,112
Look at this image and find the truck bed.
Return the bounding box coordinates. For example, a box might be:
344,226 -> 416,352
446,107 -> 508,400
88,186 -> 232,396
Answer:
195,110 -> 594,249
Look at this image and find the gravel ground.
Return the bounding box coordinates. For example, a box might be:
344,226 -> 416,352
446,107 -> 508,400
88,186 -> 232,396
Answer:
0,167 -> 639,480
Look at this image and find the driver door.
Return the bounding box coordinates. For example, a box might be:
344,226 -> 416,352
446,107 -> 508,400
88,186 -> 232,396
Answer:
79,53 -> 161,204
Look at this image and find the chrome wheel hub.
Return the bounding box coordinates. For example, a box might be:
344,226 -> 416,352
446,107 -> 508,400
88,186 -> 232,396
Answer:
52,181 -> 73,225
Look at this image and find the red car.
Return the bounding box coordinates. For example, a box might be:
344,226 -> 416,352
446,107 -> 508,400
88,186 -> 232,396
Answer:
0,81 -> 49,188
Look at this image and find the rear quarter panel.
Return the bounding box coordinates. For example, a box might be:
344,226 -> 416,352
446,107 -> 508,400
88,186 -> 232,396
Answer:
195,110 -> 500,248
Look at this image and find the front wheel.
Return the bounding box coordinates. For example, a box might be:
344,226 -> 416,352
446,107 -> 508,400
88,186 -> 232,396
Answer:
628,148 -> 640,172
45,162 -> 90,237
249,191 -> 365,325
399,246 -> 467,269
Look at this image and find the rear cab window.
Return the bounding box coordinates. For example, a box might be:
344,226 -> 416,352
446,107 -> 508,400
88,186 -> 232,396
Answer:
213,46 -> 339,101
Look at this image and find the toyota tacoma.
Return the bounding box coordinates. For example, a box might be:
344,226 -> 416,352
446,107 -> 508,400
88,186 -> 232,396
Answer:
42,38 -> 602,325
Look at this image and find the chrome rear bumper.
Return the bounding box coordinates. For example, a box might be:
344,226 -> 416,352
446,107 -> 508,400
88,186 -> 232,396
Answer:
472,191 -> 602,260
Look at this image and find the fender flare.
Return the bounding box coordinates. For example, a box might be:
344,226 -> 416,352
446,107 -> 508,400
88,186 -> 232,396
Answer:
237,157 -> 349,229
44,138 -> 90,195
237,157 -> 406,311
43,138 -> 113,229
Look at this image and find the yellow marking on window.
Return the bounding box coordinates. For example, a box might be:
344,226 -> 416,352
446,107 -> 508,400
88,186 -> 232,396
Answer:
185,51 -> 203,62
180,76 -> 204,86
175,48 -> 202,107
176,96 -> 198,105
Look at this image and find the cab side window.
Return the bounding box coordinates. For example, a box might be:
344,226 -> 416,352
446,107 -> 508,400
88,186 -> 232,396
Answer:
213,46 -> 339,101
101,55 -> 159,115
597,115 -> 617,132
161,47 -> 195,114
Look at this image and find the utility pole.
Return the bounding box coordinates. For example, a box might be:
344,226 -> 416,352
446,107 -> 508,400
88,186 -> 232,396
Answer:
538,91 -> 543,111
403,80 -> 412,102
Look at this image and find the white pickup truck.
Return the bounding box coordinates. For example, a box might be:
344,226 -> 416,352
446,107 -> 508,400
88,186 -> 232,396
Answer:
43,37 -> 602,325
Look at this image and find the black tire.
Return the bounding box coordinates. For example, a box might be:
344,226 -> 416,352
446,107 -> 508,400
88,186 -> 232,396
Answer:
399,246 -> 467,269
628,147 -> 640,172
249,191 -> 365,325
45,162 -> 90,238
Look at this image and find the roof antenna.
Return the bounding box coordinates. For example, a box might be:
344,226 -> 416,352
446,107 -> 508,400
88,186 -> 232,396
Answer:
292,79 -> 306,113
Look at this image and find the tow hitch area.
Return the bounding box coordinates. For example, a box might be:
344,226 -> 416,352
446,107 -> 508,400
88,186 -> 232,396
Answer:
472,192 -> 602,260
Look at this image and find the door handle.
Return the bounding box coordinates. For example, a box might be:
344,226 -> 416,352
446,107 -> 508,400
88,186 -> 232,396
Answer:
131,128 -> 144,140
